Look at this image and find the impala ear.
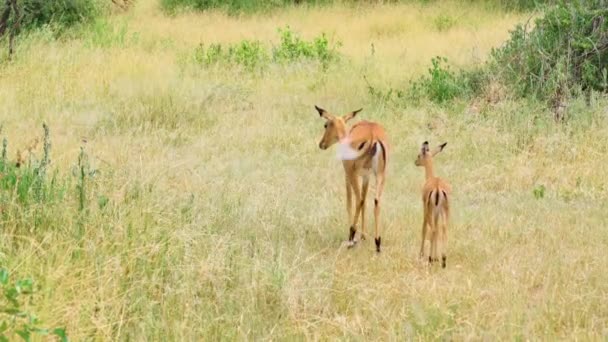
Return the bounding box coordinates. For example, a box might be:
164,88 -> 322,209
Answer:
432,142 -> 447,156
421,141 -> 430,155
343,108 -> 362,122
315,105 -> 332,120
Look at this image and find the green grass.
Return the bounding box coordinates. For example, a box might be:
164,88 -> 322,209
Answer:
0,0 -> 607,340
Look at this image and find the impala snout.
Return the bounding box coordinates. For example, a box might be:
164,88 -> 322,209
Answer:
319,141 -> 328,150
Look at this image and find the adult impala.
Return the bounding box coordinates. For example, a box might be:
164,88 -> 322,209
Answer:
415,141 -> 451,267
315,105 -> 388,252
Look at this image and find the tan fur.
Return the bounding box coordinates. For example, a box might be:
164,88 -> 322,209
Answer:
415,141 -> 451,268
316,105 -> 388,252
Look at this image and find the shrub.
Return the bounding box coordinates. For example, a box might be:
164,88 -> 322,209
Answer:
433,14 -> 456,32
193,26 -> 341,71
272,26 -> 341,67
407,56 -> 477,104
0,268 -> 67,341
160,0 -> 329,15
194,40 -> 269,71
491,0 -> 608,100
14,0 -> 103,31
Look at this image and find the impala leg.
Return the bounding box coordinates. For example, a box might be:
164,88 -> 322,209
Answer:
431,212 -> 441,263
345,174 -> 353,226
347,173 -> 362,246
423,212 -> 433,264
441,206 -> 449,268
419,214 -> 428,259
430,229 -> 438,264
360,176 -> 370,241
436,220 -> 444,266
373,174 -> 385,253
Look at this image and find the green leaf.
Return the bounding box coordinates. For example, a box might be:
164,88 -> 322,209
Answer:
15,279 -> 33,294
16,329 -> 31,342
0,334 -> 8,342
0,269 -> 8,285
0,321 -> 8,333
5,287 -> 19,303
52,328 -> 68,342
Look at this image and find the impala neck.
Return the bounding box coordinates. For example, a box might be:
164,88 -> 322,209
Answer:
336,122 -> 348,140
424,159 -> 434,180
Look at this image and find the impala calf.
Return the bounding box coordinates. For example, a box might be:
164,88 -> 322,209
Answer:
316,105 -> 388,252
415,141 -> 451,268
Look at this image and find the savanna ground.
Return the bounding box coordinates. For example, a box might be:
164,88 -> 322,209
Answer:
1,0 -> 608,340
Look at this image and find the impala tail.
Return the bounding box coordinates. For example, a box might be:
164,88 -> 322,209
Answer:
427,188 -> 448,214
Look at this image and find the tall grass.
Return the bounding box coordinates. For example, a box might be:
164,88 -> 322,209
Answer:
0,0 -> 607,339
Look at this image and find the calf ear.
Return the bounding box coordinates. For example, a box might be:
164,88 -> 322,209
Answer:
343,108 -> 362,122
432,142 -> 447,156
421,141 -> 429,155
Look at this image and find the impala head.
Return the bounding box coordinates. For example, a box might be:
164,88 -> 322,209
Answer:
315,105 -> 362,150
415,141 -> 447,166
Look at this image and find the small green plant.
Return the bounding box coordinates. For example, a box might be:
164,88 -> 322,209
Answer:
272,26 -> 341,68
193,26 -> 341,71
433,14 -> 456,32
194,40 -> 268,71
229,40 -> 269,71
408,56 -> 475,104
533,184 -> 546,199
75,146 -> 98,214
85,19 -> 135,49
0,268 -> 67,341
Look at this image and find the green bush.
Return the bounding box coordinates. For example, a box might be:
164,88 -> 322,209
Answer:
407,56 -> 477,104
409,0 -> 556,11
194,40 -> 269,71
272,26 -> 341,67
193,26 -> 341,71
161,0 -> 328,14
491,0 -> 608,99
14,0 -> 103,31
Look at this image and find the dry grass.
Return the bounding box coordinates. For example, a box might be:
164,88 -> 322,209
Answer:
0,0 -> 607,340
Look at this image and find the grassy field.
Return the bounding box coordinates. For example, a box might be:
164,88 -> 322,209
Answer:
1,0 -> 608,340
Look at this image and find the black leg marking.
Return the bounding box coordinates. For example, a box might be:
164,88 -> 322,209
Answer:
429,256 -> 432,264
374,198 -> 378,206
349,226 -> 356,241
375,237 -> 381,253
442,256 -> 447,268
378,140 -> 386,166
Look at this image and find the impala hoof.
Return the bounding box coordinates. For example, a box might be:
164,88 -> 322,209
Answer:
348,226 -> 356,241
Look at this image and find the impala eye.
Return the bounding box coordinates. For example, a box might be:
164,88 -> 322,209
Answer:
324,122 -> 328,128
